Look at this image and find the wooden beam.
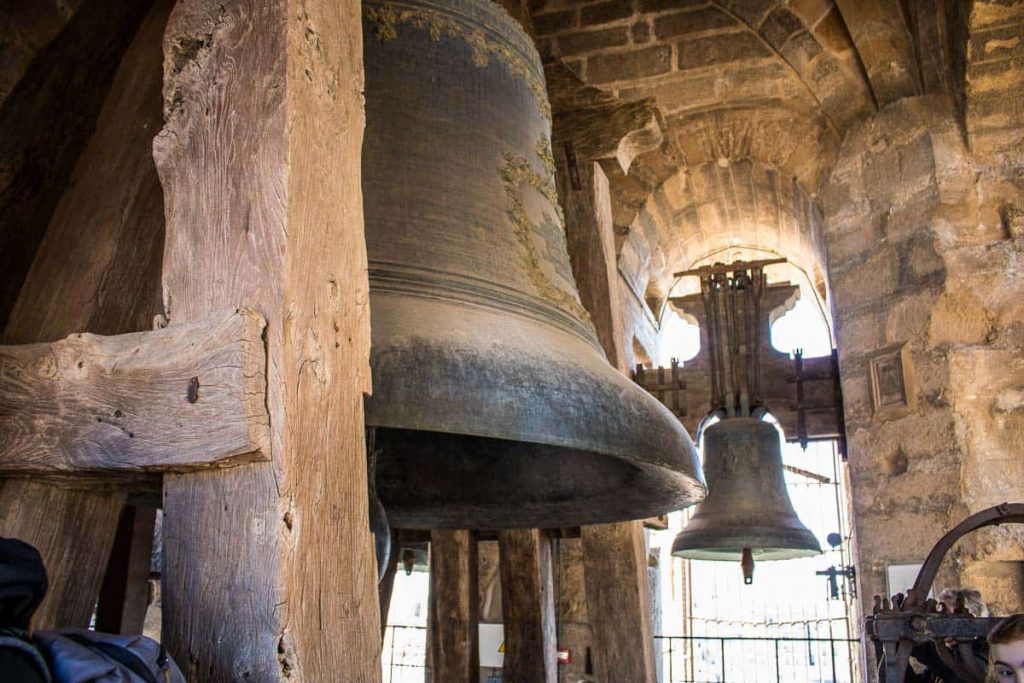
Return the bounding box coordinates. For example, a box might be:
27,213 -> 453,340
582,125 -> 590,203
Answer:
95,504 -> 157,634
834,0 -> 922,106
554,138 -> 658,683
555,157 -> 628,374
154,0 -> 380,679
498,529 -> 557,683
0,0 -> 170,630
0,0 -> 154,331
429,530 -> 480,683
0,307 -> 269,475
672,257 -> 788,280
581,522 -> 657,682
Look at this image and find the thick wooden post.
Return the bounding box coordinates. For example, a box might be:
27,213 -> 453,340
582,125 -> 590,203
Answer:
556,151 -> 658,682
428,530 -> 480,683
581,522 -> 657,682
153,0 -> 380,680
0,0 -> 169,628
556,158 -> 627,373
497,529 -> 557,683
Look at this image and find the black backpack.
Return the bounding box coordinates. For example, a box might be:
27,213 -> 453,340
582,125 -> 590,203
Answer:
0,537 -> 184,683
0,537 -> 51,682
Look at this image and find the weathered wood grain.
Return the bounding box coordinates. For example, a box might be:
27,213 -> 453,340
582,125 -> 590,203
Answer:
429,530 -> 480,683
554,137 -> 658,682
0,0 -> 154,332
0,0 -> 170,630
498,529 -> 557,683
581,521 -> 657,683
0,307 -> 269,474
154,0 -> 380,679
556,157 -> 628,374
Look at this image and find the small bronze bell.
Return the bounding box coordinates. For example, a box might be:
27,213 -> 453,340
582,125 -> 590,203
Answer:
672,417 -> 820,583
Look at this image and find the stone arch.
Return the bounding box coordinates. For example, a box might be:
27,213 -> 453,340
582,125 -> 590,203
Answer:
620,158 -> 831,320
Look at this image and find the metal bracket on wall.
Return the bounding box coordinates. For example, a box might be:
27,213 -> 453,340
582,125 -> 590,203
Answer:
788,348 -> 848,459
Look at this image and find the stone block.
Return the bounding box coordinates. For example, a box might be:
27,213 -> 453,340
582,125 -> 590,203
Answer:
900,237 -> 946,288
534,9 -> 577,36
787,0 -> 832,26
831,246 -> 898,309
825,222 -> 873,265
960,561 -> 1024,615
558,26 -> 630,56
813,6 -> 854,53
838,373 -> 871,422
928,290 -> 992,347
676,30 -> 773,70
653,6 -> 736,40
780,30 -> 823,73
580,0 -> 633,27
639,0 -> 707,14
721,0 -> 770,26
970,22 -> 1024,65
759,6 -> 805,50
587,45 -> 672,83
884,290 -> 938,348
836,306 -> 884,353
884,187 -> 939,243
862,133 -> 936,206
631,20 -> 650,43
966,58 -> 1023,98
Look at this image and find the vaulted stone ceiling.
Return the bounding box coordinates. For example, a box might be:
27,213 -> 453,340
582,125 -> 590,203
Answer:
530,0 -> 977,315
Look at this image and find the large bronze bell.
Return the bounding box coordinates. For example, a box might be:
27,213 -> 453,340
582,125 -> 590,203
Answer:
361,0 -> 704,529
672,418 -> 820,581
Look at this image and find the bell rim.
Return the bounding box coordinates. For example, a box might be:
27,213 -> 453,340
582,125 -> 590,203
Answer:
376,426 -> 708,529
670,525 -> 822,561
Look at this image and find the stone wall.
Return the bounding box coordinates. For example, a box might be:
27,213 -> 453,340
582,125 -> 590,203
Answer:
821,94 -> 1024,617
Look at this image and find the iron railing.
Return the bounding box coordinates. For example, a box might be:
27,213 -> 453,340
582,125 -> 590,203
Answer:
382,624 -> 427,683
655,634 -> 861,683
380,626 -> 861,683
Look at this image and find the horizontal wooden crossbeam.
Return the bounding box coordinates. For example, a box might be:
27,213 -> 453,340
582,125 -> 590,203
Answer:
0,307 -> 270,475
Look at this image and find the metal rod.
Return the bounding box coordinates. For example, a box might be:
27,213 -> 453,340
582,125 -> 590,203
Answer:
775,638 -> 781,682
831,636 -> 837,683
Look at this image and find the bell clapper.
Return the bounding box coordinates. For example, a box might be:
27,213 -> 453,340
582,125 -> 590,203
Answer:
742,547 -> 755,585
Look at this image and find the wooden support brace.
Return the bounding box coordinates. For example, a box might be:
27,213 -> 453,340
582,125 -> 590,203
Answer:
429,530 -> 480,683
498,529 -> 557,683
0,308 -> 269,476
0,0 -> 171,629
554,143 -> 658,683
154,0 -> 381,678
582,522 -> 657,682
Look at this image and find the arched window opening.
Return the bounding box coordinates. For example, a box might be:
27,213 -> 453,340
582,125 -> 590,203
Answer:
770,296 -> 832,358
656,308 -> 700,366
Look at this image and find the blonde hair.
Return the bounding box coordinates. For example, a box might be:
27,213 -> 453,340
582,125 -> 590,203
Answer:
988,614 -> 1024,682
